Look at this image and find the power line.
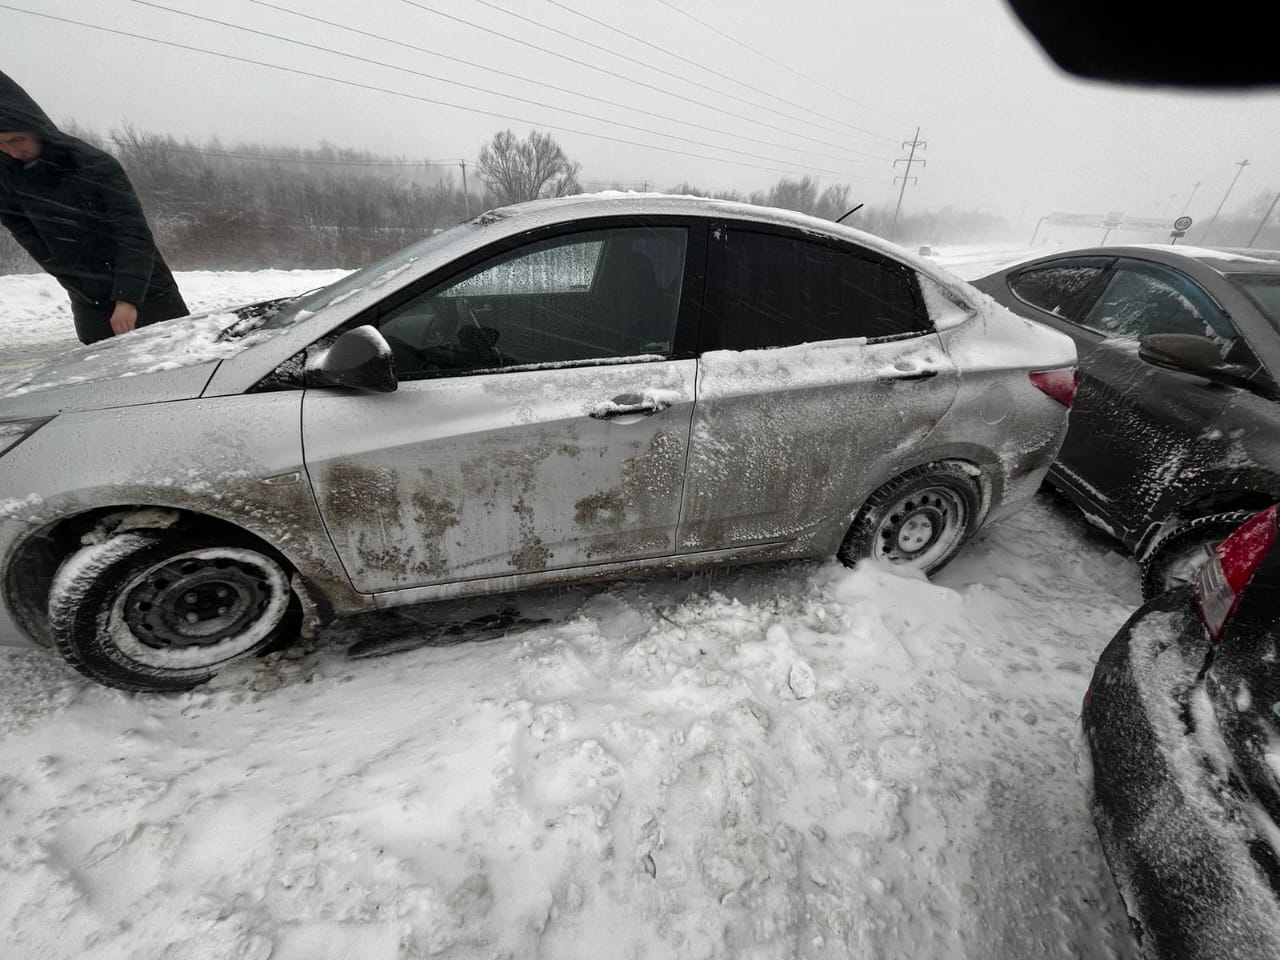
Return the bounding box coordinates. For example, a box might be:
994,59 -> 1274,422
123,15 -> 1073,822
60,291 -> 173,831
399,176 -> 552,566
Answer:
396,0 -> 890,162
527,0 -> 898,145
468,0 -> 892,148
0,3 -> 880,183
234,0 -> 884,170
1248,191 -> 1279,247
1204,159 -> 1249,243
890,127 -> 926,236
650,0 -> 906,129
132,0 -> 878,177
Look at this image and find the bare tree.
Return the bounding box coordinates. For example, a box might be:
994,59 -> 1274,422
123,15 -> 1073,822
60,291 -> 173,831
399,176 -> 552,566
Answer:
753,175 -> 819,215
666,181 -> 744,202
743,176 -> 851,221
477,129 -> 582,205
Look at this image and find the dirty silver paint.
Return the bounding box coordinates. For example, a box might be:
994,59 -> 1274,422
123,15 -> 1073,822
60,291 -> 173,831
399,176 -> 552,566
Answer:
0,393 -> 370,646
0,195 -> 1076,651
302,360 -> 696,593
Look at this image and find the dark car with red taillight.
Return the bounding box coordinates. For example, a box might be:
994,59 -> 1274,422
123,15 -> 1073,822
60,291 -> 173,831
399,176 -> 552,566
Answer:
1083,505 -> 1280,959
974,247 -> 1280,600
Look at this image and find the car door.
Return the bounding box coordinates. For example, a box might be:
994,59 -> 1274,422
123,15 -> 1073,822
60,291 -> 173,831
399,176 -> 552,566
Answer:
302,221 -> 705,594
1033,258 -> 1241,536
676,223 -> 959,552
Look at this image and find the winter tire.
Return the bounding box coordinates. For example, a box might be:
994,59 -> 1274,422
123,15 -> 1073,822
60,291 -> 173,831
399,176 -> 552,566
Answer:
48,530 -> 300,692
839,463 -> 981,576
1139,510 -> 1258,601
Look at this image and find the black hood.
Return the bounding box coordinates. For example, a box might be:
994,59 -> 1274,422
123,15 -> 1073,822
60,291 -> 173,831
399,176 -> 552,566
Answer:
0,69 -> 58,139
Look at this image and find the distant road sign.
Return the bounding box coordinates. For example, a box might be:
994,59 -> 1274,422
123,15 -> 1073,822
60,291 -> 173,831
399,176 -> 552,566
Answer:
1103,210 -> 1125,228
1174,215 -> 1194,231
1048,212 -> 1105,228
1121,217 -> 1173,231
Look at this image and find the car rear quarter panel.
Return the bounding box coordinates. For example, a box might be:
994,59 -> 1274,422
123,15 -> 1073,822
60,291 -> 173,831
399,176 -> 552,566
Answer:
0,393 -> 370,646
931,299 -> 1077,523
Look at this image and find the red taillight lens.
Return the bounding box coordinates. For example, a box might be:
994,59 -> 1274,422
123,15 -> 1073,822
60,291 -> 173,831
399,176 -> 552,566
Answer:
1029,367 -> 1078,407
1194,505 -> 1279,642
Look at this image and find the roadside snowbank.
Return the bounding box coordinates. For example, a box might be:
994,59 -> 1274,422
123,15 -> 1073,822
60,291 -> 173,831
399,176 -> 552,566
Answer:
0,497 -> 1139,959
0,268 -> 349,371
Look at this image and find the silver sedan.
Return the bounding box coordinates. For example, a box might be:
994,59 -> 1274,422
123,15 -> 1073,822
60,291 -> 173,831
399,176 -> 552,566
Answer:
0,195 -> 1076,691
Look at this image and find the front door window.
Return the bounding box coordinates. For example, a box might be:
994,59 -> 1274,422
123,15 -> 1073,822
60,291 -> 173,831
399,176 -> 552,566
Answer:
377,227 -> 687,379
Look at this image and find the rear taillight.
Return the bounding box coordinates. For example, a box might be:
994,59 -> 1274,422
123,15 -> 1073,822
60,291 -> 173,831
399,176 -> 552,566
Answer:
1029,367 -> 1078,407
1194,505 -> 1279,642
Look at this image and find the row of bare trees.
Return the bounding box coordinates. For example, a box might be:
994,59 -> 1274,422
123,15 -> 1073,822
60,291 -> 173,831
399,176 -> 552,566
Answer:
666,175 -> 1011,245
25,125 -> 1274,272
0,125 -> 485,273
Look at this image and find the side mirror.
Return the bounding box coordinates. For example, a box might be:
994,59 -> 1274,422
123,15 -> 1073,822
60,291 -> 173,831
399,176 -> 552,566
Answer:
1138,334 -> 1255,390
305,325 -> 397,393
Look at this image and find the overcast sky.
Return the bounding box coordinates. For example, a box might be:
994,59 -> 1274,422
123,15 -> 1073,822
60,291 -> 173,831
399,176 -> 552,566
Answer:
3,0 -> 1278,233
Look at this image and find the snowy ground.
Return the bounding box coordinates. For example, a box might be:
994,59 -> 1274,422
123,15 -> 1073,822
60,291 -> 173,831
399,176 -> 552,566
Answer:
0,268 -> 349,373
0,247 -> 1142,958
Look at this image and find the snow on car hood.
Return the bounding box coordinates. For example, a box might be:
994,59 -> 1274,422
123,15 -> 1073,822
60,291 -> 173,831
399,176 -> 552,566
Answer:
0,312 -> 265,417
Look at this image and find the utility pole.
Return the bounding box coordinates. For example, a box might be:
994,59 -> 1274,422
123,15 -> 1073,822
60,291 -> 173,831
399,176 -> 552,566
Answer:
1248,190 -> 1280,248
1204,160 -> 1249,243
1029,215 -> 1049,246
890,127 -> 926,239
1180,180 -> 1202,216
1161,192 -> 1178,217
460,160 -> 471,218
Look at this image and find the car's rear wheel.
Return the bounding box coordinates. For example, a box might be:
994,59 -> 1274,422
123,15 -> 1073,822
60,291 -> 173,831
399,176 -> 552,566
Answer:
839,463 -> 981,576
1139,510 -> 1258,600
48,530 -> 300,692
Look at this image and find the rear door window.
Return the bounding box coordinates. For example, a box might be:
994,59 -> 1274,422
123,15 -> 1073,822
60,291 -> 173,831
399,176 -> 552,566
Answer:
1231,274 -> 1280,334
704,227 -> 926,351
1007,259 -> 1111,321
1082,259 -> 1232,339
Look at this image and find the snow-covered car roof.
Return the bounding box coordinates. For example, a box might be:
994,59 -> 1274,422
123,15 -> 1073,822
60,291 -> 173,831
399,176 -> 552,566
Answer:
1126,243 -> 1280,271
481,192 -> 964,286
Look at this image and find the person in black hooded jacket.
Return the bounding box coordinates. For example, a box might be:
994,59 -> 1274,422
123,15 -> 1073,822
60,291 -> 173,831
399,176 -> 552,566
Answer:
0,70 -> 187,344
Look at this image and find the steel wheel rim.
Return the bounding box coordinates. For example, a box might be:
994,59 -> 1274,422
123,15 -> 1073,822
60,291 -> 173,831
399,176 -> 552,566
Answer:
872,485 -> 969,571
109,548 -> 290,670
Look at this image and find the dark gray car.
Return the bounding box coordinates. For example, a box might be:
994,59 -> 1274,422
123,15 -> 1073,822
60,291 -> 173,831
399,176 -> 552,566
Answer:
974,245 -> 1280,597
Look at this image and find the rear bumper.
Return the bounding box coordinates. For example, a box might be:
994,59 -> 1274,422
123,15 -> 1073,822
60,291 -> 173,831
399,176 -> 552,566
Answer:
1083,590 -> 1280,958
984,460 -> 1051,526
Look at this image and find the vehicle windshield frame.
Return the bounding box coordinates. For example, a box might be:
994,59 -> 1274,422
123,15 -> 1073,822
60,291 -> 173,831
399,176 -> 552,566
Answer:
243,221 -> 480,336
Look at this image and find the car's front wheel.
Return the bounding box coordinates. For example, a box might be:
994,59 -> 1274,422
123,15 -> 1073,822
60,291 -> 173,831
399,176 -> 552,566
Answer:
1139,510 -> 1258,600
48,530 -> 300,692
839,463 -> 981,576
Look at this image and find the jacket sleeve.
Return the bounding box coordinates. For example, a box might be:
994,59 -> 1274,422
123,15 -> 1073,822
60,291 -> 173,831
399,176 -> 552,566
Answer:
0,190 -> 54,269
88,154 -> 156,305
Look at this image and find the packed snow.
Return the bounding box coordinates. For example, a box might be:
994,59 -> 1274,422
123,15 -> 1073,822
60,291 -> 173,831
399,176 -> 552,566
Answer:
0,248 -> 1143,958
0,268 -> 349,373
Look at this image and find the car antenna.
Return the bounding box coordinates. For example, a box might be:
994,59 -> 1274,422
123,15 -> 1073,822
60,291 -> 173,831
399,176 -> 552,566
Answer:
835,203 -> 864,224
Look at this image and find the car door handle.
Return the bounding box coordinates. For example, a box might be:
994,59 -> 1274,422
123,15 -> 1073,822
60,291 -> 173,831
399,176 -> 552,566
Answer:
877,370 -> 939,384
589,393 -> 670,419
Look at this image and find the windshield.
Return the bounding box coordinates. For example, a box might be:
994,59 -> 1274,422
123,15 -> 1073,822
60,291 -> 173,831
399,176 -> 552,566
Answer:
1232,274 -> 1280,334
245,222 -> 479,335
